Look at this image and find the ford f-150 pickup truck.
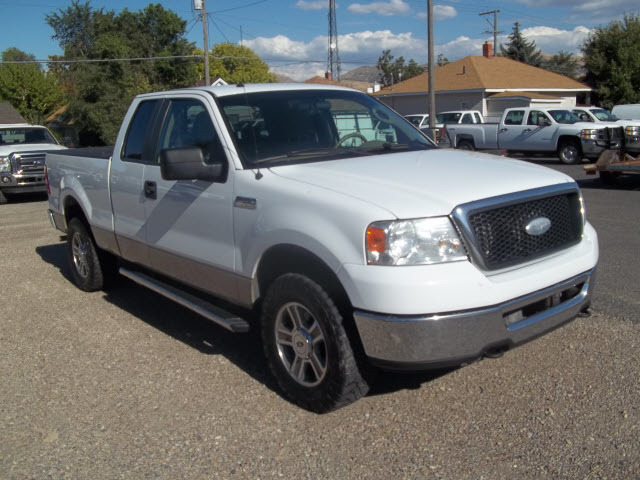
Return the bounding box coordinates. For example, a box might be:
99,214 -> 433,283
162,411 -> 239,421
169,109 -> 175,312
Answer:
0,124 -> 66,204
445,107 -> 621,164
46,84 -> 598,412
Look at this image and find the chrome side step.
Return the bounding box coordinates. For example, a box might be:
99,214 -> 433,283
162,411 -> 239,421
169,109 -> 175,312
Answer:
119,267 -> 250,333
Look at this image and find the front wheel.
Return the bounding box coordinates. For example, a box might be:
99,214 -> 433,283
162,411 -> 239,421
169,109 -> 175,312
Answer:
67,218 -> 117,291
557,141 -> 582,164
261,273 -> 371,413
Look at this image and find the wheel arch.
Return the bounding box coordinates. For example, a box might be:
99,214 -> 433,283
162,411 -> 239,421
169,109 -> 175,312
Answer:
456,134 -> 475,149
254,244 -> 352,313
556,134 -> 582,152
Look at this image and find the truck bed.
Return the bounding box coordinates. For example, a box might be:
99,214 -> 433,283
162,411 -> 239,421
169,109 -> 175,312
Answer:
55,146 -> 114,160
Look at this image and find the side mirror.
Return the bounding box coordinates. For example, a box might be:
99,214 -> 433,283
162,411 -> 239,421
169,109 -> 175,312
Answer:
159,147 -> 226,182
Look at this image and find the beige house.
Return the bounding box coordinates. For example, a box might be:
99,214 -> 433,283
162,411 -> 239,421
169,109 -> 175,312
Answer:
373,44 -> 591,122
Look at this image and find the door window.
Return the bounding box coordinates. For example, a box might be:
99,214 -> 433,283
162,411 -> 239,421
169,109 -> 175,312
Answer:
157,99 -> 225,165
460,113 -> 473,124
122,100 -> 160,162
527,111 -> 551,126
503,110 -> 524,125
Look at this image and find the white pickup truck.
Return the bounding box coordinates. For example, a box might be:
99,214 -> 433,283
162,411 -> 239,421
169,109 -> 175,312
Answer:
0,124 -> 66,204
571,106 -> 640,155
445,107 -> 622,164
46,84 -> 598,412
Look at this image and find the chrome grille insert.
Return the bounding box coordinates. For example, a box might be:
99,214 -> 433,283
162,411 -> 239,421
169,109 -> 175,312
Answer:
451,184 -> 584,271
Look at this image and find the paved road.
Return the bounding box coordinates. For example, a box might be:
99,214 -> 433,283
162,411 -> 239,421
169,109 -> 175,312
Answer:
1,161 -> 638,480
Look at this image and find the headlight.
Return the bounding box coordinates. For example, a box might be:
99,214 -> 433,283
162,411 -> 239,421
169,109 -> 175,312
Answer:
580,129 -> 600,140
0,156 -> 10,173
366,217 -> 468,265
625,126 -> 640,137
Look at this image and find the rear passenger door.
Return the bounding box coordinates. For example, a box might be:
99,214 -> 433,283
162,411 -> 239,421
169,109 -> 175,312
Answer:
497,109 -> 526,149
141,93 -> 239,301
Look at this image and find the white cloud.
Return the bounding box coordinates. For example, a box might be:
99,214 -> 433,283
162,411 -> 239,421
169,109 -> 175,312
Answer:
348,0 -> 410,16
417,5 -> 458,21
295,0 -> 327,10
520,26 -> 592,54
244,25 -> 593,81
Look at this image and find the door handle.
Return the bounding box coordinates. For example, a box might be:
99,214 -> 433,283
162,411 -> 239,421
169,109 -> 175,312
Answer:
524,128 -> 531,132
499,128 -> 508,132
144,180 -> 157,199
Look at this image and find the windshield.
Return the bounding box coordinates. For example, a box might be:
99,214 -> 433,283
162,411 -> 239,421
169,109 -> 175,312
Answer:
435,112 -> 462,124
405,115 -> 426,127
547,110 -> 582,124
0,127 -> 58,145
218,89 -> 435,167
590,109 -> 618,121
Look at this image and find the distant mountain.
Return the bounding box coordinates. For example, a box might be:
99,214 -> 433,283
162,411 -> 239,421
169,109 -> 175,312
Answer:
275,73 -> 296,83
341,66 -> 380,83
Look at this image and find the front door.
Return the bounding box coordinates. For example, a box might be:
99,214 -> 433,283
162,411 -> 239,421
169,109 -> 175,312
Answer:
142,94 -> 238,301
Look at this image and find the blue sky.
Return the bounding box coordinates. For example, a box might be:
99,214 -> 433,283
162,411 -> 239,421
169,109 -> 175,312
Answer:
0,0 -> 637,80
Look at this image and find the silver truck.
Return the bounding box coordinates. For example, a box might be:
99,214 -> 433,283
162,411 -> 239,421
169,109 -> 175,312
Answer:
571,106 -> 640,155
46,84 -> 598,412
445,107 -> 622,164
0,124 -> 66,204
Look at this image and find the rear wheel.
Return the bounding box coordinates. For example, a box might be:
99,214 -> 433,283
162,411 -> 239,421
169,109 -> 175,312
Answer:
67,218 -> 117,291
261,273 -> 371,413
557,140 -> 582,164
457,140 -> 475,151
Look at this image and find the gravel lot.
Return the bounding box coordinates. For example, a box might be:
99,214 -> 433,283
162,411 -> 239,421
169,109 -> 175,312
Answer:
1,160 -> 639,480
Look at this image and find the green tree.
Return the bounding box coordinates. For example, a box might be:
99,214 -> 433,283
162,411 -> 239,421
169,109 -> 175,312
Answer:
46,1 -> 198,145
195,43 -> 276,84
0,48 -> 63,124
541,51 -> 579,79
376,50 -> 425,87
436,53 -> 449,67
582,15 -> 640,109
500,22 -> 543,67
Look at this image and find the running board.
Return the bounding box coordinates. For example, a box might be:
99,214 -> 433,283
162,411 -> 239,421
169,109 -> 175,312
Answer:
119,267 -> 250,333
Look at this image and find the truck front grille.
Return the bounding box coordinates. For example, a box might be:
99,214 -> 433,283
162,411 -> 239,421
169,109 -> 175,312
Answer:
12,152 -> 47,174
451,185 -> 584,271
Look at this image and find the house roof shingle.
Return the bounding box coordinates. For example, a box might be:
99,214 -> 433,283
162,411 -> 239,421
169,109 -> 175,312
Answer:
488,91 -> 562,100
0,103 -> 26,124
374,56 -> 589,95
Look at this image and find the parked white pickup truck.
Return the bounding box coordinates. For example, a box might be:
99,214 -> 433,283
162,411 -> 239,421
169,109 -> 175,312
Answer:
571,106 -> 640,155
445,107 -> 622,164
46,84 -> 598,412
0,124 -> 66,204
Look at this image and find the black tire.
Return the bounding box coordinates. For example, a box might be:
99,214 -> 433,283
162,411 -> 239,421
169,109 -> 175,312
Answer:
66,218 -> 117,291
557,140 -> 582,164
457,140 -> 475,151
261,273 -> 371,413
0,189 -> 7,205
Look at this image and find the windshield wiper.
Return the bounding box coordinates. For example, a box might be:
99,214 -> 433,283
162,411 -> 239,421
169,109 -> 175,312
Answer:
254,148 -> 347,166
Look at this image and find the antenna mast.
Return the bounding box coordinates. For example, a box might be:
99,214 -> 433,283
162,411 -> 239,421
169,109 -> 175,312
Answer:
327,0 -> 341,81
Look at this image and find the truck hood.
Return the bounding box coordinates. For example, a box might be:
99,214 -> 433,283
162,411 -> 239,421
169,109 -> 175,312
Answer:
0,144 -> 66,155
270,149 -> 575,219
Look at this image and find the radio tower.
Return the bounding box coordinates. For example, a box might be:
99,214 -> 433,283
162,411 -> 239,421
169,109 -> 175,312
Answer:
327,0 -> 341,81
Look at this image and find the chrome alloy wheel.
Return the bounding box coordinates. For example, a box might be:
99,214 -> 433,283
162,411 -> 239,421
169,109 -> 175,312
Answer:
274,302 -> 328,387
561,144 -> 579,164
71,231 -> 90,278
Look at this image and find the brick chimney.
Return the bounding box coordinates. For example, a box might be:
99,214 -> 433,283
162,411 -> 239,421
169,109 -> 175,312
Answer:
482,41 -> 493,58
325,72 -> 332,80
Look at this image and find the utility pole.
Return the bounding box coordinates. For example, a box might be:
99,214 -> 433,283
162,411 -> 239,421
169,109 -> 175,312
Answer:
327,0 -> 341,80
479,10 -> 503,51
202,0 -> 210,85
427,0 -> 436,140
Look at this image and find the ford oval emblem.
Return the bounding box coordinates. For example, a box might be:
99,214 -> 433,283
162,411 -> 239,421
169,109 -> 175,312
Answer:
525,217 -> 551,236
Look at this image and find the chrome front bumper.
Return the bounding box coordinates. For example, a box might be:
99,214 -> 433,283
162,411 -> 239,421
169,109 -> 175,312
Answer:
354,268 -> 596,369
